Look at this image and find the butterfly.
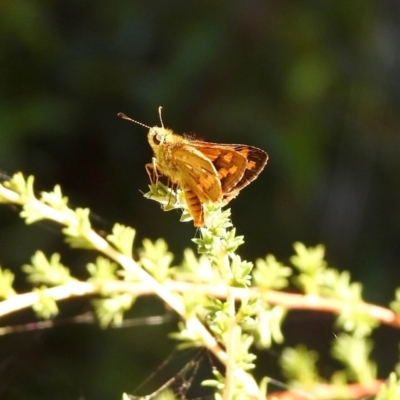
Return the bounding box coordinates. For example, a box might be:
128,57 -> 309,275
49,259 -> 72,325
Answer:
118,109 -> 268,227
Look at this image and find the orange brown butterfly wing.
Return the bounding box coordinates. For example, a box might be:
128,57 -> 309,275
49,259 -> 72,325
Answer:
190,143 -> 247,192
222,145 -> 268,204
192,142 -> 268,204
171,145 -> 225,226
172,145 -> 223,203
228,145 -> 268,189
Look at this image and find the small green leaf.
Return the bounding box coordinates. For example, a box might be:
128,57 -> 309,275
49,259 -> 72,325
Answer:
63,208 -> 94,249
23,251 -> 75,285
253,255 -> 291,290
390,288 -> 400,314
331,333 -> 376,383
254,306 -> 286,348
290,242 -> 327,274
0,268 -> 16,299
144,182 -> 182,211
93,294 -> 135,328
5,173 -> 35,199
107,223 -> 136,257
230,255 -> 253,287
87,257 -> 119,286
376,372 -> 400,400
173,248 -> 215,283
32,287 -> 59,319
139,238 -> 173,281
21,202 -> 46,224
280,345 -> 320,386
40,185 -> 69,211
169,321 -> 204,348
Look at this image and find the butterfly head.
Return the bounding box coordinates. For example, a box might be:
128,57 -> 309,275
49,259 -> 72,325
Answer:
148,126 -> 179,148
148,127 -> 168,149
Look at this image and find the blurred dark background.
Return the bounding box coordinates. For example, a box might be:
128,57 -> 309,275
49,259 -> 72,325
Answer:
1,1 -> 400,399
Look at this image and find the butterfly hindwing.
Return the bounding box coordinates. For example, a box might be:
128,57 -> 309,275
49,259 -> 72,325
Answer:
192,142 -> 248,193
230,145 -> 268,191
193,142 -> 268,200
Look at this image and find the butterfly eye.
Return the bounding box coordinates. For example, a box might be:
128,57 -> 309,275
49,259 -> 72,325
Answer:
153,134 -> 163,145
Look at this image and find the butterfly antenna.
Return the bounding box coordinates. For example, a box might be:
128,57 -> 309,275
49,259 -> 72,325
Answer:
117,112 -> 151,129
158,106 -> 164,128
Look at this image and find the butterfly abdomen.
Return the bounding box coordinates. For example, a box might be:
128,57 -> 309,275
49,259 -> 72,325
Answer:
183,187 -> 204,227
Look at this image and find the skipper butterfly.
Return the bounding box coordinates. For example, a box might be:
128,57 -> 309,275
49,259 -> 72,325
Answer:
118,108 -> 268,227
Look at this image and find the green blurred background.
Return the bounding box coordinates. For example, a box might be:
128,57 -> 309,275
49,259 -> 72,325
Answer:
1,1 -> 400,399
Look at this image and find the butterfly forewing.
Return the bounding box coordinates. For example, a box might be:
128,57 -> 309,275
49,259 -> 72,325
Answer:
172,146 -> 223,203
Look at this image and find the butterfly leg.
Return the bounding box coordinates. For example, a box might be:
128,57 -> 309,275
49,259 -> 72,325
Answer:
183,186 -> 204,227
166,181 -> 178,207
145,157 -> 159,184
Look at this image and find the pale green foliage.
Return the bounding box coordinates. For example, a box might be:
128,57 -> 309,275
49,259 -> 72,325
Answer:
190,200 -> 287,396
180,288 -> 209,315
2,173 -> 400,399
204,298 -> 231,341
144,181 -> 194,224
21,202 -> 48,224
253,306 -> 286,348
229,255 -> 253,287
139,238 -> 174,281
202,204 -> 234,237
229,329 -> 256,370
107,223 -> 136,257
328,372 -> 349,397
23,181 -> 73,224
317,269 -> 354,298
1,175 -> 93,251
290,243 -> 378,337
202,227 -> 244,256
291,242 -> 327,273
331,333 -> 376,383
173,248 -> 215,283
3,172 -> 35,200
279,341 -> 378,397
170,321 -> 205,348
93,294 -> 135,328
203,366 -> 253,400
257,377 -> 270,400
390,288 -> 400,314
87,257 -> 119,286
63,208 -> 94,249
235,297 -> 285,349
253,254 -> 291,290
202,368 -> 225,390
0,268 -> 16,299
23,251 -> 76,285
291,242 -> 328,294
152,389 -> 179,400
236,296 -> 262,326
376,372 -> 400,400
334,288 -> 379,338
144,182 -> 183,212
40,185 -> 70,211
32,286 -> 59,319
280,345 -> 320,387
